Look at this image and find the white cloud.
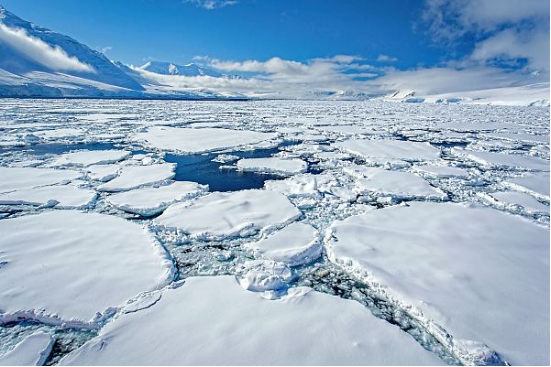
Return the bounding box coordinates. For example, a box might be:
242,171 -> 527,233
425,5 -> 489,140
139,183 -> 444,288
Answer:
0,23 -> 95,73
376,54 -> 398,62
100,46 -> 113,54
184,0 -> 238,10
422,0 -> 550,75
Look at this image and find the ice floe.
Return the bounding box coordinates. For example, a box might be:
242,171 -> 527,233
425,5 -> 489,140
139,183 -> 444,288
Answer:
0,211 -> 174,325
245,222 -> 321,266
0,332 -> 53,366
480,191 -> 549,215
412,165 -> 470,179
156,189 -> 301,240
60,276 -> 442,365
237,260 -> 293,292
453,149 -> 550,171
134,126 -> 276,154
0,167 -> 82,193
335,139 -> 441,161
325,202 -> 549,365
97,163 -> 176,192
106,181 -> 208,216
503,172 -> 550,201
50,150 -> 131,167
0,185 -> 96,209
236,157 -> 307,176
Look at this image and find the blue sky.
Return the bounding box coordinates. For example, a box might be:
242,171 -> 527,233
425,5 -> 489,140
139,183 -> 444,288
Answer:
0,0 -> 447,68
0,0 -> 549,96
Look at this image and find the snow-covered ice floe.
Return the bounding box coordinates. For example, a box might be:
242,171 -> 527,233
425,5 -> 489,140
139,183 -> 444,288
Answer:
479,191 -> 549,215
344,165 -> 447,201
0,185 -> 96,209
134,126 -> 277,154
0,211 -> 174,326
106,181 -> 208,216
97,163 -> 176,192
60,276 -> 442,365
236,157 -> 307,176
49,150 -> 131,167
325,202 -> 549,365
245,222 -> 321,266
502,172 -> 550,202
412,165 -> 470,179
237,260 -> 293,292
452,149 -> 550,171
0,167 -> 82,193
0,332 -> 53,366
155,189 -> 301,240
335,139 -> 441,161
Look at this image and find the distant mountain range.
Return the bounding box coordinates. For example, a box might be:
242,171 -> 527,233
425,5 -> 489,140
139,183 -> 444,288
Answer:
0,5 -> 548,105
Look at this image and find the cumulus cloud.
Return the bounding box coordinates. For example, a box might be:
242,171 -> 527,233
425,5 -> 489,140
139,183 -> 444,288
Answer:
376,54 -> 398,62
184,0 -> 238,10
0,23 -> 95,73
422,0 -> 550,75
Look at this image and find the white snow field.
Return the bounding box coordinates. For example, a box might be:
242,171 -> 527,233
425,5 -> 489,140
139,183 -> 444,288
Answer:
0,211 -> 174,325
156,190 -> 301,239
134,126 -> 277,154
97,163 -> 176,192
325,203 -> 549,365
236,157 -> 308,176
106,181 -> 208,216
60,276 -> 442,365
0,99 -> 549,365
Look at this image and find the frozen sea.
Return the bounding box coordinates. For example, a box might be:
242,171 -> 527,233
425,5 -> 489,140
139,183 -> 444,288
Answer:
0,99 -> 549,366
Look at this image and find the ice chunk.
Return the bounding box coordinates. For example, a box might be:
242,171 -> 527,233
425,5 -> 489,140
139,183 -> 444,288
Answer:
60,276 -> 442,365
0,167 -> 81,194
453,149 -> 550,171
344,166 -> 447,201
335,139 -> 441,161
503,172 -> 550,201
134,126 -> 276,154
413,165 -> 470,178
50,150 -> 130,167
85,164 -> 120,182
106,181 -> 208,216
156,190 -> 301,240
245,222 -> 321,266
325,202 -> 549,365
236,157 -> 307,176
97,163 -> 176,192
237,260 -> 293,292
481,191 -> 549,215
0,185 -> 96,209
0,332 -> 53,366
0,211 -> 174,324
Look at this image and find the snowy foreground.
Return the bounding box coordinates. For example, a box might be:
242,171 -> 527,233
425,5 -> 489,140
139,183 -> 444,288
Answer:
0,99 -> 549,366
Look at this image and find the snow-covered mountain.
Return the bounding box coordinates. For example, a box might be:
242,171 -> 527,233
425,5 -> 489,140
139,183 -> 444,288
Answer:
0,5 -> 146,97
139,61 -> 222,77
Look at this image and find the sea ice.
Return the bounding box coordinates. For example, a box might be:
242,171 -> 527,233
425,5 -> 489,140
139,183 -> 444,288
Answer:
156,189 -> 301,240
0,185 -> 96,209
481,191 -> 549,215
97,163 -> 176,192
0,211 -> 174,324
60,276 -> 442,365
237,260 -> 293,292
134,126 -> 276,154
0,332 -> 53,366
106,181 -> 208,216
0,167 -> 82,193
335,139 -> 441,161
412,165 -> 470,178
236,157 -> 307,176
245,222 -> 321,266
453,149 -> 550,171
503,172 -> 550,201
325,202 -> 549,365
50,150 -> 131,167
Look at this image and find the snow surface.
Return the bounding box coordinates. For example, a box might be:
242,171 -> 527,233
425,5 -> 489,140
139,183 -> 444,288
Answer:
156,190 -> 301,239
453,149 -> 550,171
482,191 -> 549,215
0,211 -> 174,324
50,150 -> 131,167
325,202 -> 549,365
503,172 -> 550,201
0,185 -> 96,208
236,157 -> 307,176
60,276 -> 442,365
245,222 -> 321,266
97,163 -> 176,192
413,165 -> 470,178
106,181 -> 207,216
335,139 -> 441,161
0,167 -> 81,193
0,332 -> 53,366
134,126 -> 276,154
